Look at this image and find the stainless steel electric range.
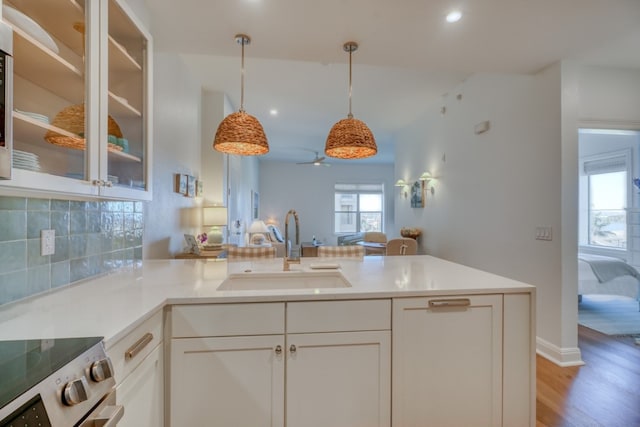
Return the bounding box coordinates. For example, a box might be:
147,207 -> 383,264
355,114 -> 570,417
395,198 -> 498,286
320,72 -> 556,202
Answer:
0,337 -> 123,427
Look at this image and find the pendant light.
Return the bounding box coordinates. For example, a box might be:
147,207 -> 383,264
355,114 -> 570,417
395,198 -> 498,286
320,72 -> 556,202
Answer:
213,34 -> 269,156
325,41 -> 377,159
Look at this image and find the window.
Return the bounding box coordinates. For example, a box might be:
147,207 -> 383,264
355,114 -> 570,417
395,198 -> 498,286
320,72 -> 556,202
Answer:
580,152 -> 629,249
334,183 -> 384,233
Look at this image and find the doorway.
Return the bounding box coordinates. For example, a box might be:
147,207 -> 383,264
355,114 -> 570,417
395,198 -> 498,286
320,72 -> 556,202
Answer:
577,128 -> 640,338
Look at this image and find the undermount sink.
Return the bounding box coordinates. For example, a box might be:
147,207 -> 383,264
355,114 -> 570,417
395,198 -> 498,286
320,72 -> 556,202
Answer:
217,270 -> 351,291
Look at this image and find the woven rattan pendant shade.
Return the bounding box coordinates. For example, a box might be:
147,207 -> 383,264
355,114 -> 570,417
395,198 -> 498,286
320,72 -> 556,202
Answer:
325,41 -> 376,159
213,34 -> 269,156
214,111 -> 269,155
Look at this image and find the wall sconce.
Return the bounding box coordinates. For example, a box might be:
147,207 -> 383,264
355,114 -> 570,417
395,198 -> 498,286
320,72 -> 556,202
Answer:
419,171 -> 436,195
395,179 -> 408,198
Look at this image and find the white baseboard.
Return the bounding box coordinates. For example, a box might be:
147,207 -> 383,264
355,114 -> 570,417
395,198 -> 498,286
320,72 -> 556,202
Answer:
536,336 -> 585,367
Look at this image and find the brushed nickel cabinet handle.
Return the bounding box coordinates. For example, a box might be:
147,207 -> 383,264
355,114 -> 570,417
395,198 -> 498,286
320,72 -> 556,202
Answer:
290,344 -> 297,354
428,298 -> 471,308
275,345 -> 282,355
125,332 -> 153,360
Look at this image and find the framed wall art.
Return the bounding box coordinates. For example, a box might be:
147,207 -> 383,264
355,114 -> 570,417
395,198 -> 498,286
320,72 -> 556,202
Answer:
251,190 -> 260,219
410,180 -> 424,208
175,174 -> 187,195
186,175 -> 196,197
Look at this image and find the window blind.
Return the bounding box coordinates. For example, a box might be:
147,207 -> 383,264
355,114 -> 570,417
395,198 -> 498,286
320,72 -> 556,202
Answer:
583,156 -> 626,175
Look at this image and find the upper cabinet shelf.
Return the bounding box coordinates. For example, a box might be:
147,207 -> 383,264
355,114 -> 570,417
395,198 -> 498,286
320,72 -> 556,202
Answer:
12,27 -> 84,105
109,35 -> 141,72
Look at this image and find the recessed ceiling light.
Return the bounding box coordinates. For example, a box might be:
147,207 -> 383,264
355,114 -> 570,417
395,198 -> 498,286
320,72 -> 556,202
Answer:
446,10 -> 462,23
270,109 -> 278,116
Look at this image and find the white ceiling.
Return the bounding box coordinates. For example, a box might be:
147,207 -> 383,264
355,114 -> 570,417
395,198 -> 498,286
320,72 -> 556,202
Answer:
146,0 -> 640,165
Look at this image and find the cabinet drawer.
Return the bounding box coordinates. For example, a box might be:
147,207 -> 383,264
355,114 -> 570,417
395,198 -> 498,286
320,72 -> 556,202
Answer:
287,300 -> 390,333
171,303 -> 285,337
106,308 -> 163,385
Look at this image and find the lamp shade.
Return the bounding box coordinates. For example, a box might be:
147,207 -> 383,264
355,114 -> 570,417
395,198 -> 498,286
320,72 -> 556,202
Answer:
203,206 -> 228,226
248,220 -> 269,245
395,179 -> 407,187
213,111 -> 269,155
325,117 -> 377,159
248,220 -> 269,234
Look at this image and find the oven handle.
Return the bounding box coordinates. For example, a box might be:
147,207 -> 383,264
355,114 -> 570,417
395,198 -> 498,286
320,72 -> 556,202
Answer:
92,404 -> 124,427
79,389 -> 124,427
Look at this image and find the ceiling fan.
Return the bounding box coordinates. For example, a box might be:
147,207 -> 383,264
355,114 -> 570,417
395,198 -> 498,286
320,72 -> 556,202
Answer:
296,151 -> 331,167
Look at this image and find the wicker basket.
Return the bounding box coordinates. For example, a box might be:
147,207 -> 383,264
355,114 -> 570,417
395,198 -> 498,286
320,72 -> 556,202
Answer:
400,228 -> 421,239
45,104 -> 123,152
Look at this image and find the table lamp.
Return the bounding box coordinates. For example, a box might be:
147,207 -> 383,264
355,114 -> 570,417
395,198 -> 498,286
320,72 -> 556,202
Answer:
248,220 -> 269,245
203,206 -> 228,245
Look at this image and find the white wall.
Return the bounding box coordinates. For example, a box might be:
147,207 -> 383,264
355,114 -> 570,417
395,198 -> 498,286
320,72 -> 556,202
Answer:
144,52 -> 203,259
259,161 -> 395,244
200,90 -> 225,206
578,66 -> 640,123
395,70 -> 574,363
226,153 -> 259,246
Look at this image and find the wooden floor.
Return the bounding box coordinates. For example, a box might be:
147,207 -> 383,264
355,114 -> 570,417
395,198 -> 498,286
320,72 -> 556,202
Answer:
536,325 -> 640,427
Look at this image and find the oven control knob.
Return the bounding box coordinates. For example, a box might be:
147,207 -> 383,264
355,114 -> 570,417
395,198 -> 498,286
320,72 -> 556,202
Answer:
62,376 -> 90,406
90,358 -> 114,382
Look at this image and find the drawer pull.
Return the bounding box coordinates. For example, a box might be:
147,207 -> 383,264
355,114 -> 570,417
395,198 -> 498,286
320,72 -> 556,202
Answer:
428,299 -> 471,308
125,332 -> 153,360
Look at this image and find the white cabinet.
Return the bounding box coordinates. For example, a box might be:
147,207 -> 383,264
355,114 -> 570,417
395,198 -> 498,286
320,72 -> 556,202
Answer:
393,295 -> 503,426
1,0 -> 152,200
116,344 -> 164,427
171,335 -> 285,426
169,300 -> 391,427
106,309 -> 164,427
286,330 -> 390,427
286,300 -> 390,427
392,294 -> 533,427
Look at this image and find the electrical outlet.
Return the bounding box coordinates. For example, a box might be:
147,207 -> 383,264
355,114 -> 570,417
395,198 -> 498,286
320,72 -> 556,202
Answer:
41,229 -> 55,256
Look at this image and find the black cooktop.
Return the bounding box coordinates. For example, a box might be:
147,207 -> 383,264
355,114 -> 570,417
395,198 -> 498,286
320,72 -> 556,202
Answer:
0,337 -> 103,410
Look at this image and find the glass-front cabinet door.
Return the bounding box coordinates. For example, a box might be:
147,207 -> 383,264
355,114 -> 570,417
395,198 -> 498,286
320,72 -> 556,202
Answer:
0,0 -> 151,200
100,0 -> 151,199
5,0 -> 97,195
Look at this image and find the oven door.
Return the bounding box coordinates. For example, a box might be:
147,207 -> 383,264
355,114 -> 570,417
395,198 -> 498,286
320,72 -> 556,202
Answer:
78,389 -> 123,427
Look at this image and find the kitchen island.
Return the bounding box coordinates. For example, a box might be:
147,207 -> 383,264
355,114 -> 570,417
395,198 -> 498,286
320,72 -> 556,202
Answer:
0,255 -> 536,426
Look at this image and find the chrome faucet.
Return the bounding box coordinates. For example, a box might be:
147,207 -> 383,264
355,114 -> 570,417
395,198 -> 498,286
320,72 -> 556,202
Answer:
283,209 -> 300,271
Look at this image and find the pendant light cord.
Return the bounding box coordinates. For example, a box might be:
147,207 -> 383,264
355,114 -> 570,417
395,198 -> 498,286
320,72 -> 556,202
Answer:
348,48 -> 353,119
240,39 -> 245,113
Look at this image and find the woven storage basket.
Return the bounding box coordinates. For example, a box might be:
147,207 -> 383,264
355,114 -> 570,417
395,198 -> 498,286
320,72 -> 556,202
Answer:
45,104 -> 123,152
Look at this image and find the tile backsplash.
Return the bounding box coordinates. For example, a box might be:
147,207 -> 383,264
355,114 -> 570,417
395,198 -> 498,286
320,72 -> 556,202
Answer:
0,196 -> 144,306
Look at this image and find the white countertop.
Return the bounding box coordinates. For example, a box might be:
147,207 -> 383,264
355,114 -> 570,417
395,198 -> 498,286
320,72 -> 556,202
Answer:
0,256 -> 534,348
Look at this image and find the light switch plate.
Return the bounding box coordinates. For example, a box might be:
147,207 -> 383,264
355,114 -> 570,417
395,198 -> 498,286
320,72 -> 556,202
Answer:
535,226 -> 552,241
41,229 -> 55,256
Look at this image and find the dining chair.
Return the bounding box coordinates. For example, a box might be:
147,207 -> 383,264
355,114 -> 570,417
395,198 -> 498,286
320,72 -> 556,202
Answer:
226,246 -> 276,261
385,238 -> 418,256
317,245 -> 365,258
363,231 -> 387,255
